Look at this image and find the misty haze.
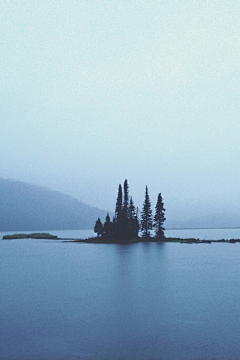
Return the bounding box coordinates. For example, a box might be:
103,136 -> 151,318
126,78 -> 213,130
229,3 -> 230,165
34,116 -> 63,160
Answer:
1,1 -> 240,359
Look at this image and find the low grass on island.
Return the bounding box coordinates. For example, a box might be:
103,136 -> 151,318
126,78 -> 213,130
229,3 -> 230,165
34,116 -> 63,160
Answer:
3,233 -> 58,240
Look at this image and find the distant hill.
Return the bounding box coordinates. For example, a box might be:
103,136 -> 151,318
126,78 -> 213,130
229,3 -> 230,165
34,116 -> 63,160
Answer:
165,212 -> 240,229
0,178 -> 107,231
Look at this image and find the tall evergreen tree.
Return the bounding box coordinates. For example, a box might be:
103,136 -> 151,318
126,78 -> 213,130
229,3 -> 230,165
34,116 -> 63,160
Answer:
115,184 -> 123,238
129,197 -> 139,238
94,218 -> 103,237
122,179 -> 130,239
123,179 -> 129,211
140,186 -> 153,238
103,213 -> 112,239
153,193 -> 166,240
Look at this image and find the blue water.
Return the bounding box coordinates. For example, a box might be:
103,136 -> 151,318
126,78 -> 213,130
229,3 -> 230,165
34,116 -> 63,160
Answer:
1,229 -> 240,359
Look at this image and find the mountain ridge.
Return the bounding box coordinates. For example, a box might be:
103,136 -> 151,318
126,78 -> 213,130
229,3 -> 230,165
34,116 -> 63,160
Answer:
0,178 -> 107,231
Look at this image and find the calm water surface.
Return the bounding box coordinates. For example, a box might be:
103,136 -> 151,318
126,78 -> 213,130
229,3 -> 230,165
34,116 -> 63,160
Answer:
1,229 -> 240,359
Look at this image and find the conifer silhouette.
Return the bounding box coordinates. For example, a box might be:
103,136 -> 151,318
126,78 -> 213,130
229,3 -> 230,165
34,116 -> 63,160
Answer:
140,186 -> 153,238
153,193 -> 166,239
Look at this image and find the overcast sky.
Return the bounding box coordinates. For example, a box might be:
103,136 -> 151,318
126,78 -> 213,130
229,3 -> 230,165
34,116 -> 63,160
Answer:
1,1 -> 240,221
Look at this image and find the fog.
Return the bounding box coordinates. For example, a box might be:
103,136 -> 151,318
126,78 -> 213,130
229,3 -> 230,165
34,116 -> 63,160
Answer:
1,2 -> 240,223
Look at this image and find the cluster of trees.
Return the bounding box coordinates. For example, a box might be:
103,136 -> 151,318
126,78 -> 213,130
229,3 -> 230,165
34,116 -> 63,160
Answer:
94,180 -> 166,241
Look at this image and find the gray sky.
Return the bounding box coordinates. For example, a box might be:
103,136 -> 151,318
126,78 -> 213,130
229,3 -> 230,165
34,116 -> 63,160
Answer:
1,1 -> 240,221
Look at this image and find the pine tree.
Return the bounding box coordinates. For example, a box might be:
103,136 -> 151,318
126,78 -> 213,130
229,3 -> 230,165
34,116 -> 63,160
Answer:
115,184 -> 123,239
122,179 -> 130,239
103,213 -> 112,239
153,193 -> 166,240
123,179 -> 129,210
129,197 -> 139,238
94,218 -> 103,237
140,186 -> 153,238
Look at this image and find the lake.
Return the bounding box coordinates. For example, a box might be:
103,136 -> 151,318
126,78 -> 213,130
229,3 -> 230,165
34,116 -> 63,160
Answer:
1,228 -> 240,359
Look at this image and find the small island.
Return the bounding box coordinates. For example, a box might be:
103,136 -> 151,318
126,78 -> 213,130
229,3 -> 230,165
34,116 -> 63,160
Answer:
91,179 -> 166,243
3,233 -> 59,240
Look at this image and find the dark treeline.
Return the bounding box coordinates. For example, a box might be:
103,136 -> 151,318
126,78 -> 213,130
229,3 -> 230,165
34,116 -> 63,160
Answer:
94,180 -> 166,242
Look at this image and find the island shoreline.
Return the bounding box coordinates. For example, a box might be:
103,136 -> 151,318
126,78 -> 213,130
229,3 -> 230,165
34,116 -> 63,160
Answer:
2,233 -> 240,244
